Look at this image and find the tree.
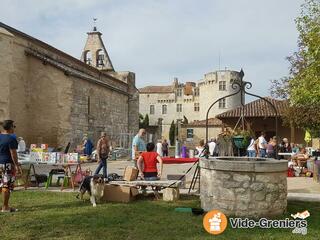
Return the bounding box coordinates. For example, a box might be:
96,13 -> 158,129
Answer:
270,0 -> 320,132
139,113 -> 150,129
139,113 -> 144,129
169,120 -> 176,146
143,114 -> 149,128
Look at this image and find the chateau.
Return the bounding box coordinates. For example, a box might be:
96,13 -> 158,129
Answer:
0,22 -> 139,149
139,70 -> 244,141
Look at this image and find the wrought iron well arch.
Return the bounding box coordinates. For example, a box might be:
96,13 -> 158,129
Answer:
205,69 -> 279,158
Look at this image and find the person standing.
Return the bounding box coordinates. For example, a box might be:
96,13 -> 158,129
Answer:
0,120 -> 22,212
131,129 -> 146,166
156,140 -> 163,157
282,138 -> 292,153
258,132 -> 267,157
17,137 -> 26,153
162,139 -> 169,157
247,136 -> 257,157
208,138 -> 217,157
266,137 -> 277,158
195,139 -> 205,157
82,136 -> 94,157
94,132 -> 110,178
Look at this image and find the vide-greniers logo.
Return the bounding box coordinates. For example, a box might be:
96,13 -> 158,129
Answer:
203,209 -> 309,235
203,210 -> 228,235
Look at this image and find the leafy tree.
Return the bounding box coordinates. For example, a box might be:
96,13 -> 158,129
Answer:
143,114 -> 149,128
270,0 -> 320,133
139,114 -> 150,129
139,113 -> 144,129
169,120 -> 175,146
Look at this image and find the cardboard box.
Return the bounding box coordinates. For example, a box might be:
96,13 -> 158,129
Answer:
103,184 -> 139,203
123,166 -> 138,181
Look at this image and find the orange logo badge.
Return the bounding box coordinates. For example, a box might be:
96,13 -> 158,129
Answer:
203,210 -> 228,235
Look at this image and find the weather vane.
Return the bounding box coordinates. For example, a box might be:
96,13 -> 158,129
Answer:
93,18 -> 97,31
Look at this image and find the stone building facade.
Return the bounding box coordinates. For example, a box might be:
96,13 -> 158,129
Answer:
139,70 -> 243,141
0,22 -> 139,149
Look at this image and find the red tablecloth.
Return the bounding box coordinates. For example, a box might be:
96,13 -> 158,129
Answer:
162,157 -> 199,164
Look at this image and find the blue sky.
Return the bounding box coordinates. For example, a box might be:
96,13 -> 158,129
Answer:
0,0 -> 304,99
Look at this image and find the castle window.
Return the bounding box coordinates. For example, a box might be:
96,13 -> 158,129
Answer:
219,81 -> 226,91
96,49 -> 105,67
84,51 -> 92,65
177,88 -> 182,97
194,103 -> 200,112
162,105 -> 167,114
176,104 -> 182,112
150,105 -> 155,115
194,88 -> 199,96
219,98 -> 226,109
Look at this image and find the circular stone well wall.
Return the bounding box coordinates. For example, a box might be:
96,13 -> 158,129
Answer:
200,157 -> 288,218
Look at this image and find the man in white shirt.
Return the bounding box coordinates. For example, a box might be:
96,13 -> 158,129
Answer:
17,137 -> 26,153
258,132 -> 267,157
156,140 -> 163,157
208,138 -> 217,157
247,137 -> 256,157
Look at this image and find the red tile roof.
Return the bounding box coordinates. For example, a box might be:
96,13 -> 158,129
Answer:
185,118 -> 222,126
216,97 -> 288,118
139,85 -> 173,93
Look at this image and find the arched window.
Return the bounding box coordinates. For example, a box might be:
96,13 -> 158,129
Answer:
96,49 -> 105,67
84,51 -> 92,65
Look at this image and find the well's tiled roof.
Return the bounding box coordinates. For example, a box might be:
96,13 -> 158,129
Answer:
186,118 -> 222,126
139,85 -> 173,93
216,97 -> 288,118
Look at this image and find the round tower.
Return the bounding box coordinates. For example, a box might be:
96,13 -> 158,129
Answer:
198,70 -> 243,119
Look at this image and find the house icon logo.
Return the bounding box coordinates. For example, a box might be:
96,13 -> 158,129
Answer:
203,210 -> 228,235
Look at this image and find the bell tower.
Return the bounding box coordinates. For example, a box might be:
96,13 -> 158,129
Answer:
81,19 -> 114,71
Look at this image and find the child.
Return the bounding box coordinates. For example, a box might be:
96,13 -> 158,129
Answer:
137,142 -> 163,180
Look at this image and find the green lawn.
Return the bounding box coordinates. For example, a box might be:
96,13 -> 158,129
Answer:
0,191 -> 319,240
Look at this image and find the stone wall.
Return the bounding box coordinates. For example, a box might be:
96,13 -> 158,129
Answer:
200,157 -> 288,218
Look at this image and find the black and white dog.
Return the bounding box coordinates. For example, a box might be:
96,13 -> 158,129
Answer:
77,175 -> 105,207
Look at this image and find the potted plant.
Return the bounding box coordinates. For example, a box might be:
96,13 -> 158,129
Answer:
232,129 -> 253,149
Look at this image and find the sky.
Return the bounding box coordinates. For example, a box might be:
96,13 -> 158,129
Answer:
0,0 -> 304,99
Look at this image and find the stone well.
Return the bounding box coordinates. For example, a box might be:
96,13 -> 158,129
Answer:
200,157 -> 288,218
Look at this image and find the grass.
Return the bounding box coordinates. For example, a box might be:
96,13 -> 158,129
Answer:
0,191 -> 319,240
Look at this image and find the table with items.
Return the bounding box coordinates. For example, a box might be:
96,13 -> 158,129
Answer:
18,150 -> 84,191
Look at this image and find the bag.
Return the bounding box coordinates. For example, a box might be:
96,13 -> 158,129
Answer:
107,173 -> 123,181
74,169 -> 86,183
287,167 -> 294,177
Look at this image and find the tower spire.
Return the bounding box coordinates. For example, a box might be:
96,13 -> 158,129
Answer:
80,20 -> 114,71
